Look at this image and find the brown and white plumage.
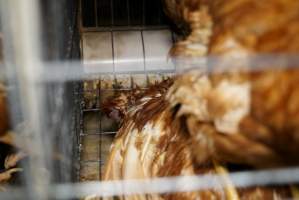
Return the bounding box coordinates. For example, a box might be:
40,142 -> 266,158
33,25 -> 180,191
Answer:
167,0 -> 299,168
101,80 -> 229,200
94,0 -> 299,199
163,0 -> 212,57
99,75 -> 293,199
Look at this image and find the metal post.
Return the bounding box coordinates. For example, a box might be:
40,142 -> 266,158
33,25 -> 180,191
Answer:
0,0 -> 50,199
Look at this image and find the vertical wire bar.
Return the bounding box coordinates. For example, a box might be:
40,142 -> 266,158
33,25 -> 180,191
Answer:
77,82 -> 84,181
94,0 -> 98,27
98,79 -> 102,180
0,0 -> 49,199
130,74 -> 134,89
78,86 -> 83,181
142,0 -> 145,26
78,0 -> 83,29
111,31 -> 116,80
171,31 -> 176,44
170,31 -> 177,72
170,32 -> 178,72
111,0 -> 114,26
126,0 -> 130,26
158,0 -> 161,25
140,31 -> 148,82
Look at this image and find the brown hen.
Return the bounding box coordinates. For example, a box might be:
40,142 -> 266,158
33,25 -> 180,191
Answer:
90,0 -> 299,199
167,0 -> 299,168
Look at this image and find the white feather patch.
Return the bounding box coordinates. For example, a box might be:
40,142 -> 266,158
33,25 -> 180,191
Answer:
213,81 -> 251,134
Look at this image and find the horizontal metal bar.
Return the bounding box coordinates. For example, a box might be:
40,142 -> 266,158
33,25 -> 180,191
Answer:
80,160 -> 105,165
80,131 -> 117,136
3,54 -> 299,83
48,167 -> 299,199
82,108 -> 101,112
81,25 -> 170,32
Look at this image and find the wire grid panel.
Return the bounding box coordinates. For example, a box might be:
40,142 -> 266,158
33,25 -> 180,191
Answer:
80,0 -> 168,29
78,73 -> 173,181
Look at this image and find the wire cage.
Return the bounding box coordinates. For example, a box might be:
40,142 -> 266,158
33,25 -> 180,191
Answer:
0,0 -> 176,198
77,0 -> 176,183
80,0 -> 169,30
1,0 -> 299,199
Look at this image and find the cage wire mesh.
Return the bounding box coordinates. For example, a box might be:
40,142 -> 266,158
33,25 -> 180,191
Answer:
0,0 -> 299,199
78,0 -> 176,182
80,0 -> 169,30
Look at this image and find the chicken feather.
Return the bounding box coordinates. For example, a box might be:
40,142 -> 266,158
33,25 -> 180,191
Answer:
94,0 -> 299,199
166,0 -> 299,168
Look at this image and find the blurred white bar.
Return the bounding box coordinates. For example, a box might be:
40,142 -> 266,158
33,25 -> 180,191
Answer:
1,54 -> 298,83
52,167 -> 299,199
0,0 -> 50,199
1,167 -> 299,199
